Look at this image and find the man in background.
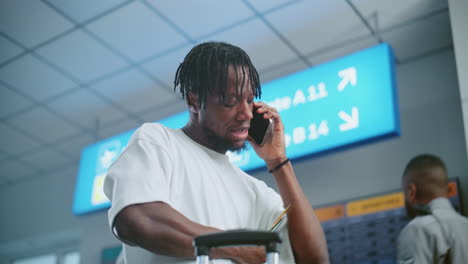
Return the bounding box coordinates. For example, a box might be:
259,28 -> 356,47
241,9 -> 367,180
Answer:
397,154 -> 468,263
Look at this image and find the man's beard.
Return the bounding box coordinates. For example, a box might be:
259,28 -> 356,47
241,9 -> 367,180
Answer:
202,124 -> 249,153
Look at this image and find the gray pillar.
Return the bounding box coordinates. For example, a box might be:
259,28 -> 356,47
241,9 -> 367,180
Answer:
449,0 -> 468,214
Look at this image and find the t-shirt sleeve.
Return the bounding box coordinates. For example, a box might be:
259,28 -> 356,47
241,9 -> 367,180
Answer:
252,179 -> 295,263
103,138 -> 173,237
396,221 -> 434,264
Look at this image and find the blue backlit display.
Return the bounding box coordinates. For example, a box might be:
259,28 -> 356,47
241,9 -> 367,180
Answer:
73,43 -> 399,215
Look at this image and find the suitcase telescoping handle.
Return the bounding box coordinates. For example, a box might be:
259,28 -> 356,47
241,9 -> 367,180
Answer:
193,229 -> 282,264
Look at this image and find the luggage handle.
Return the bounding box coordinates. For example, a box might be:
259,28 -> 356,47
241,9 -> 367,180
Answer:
194,229 -> 281,257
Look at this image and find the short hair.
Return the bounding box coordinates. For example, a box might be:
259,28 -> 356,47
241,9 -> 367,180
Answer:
403,154 -> 448,198
403,154 -> 447,176
174,41 -> 261,108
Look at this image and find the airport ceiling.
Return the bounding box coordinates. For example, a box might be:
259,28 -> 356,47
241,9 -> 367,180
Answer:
0,0 -> 452,187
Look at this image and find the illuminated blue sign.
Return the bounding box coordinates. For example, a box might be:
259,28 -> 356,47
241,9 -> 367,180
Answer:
73,43 -> 399,215
72,113 -> 188,215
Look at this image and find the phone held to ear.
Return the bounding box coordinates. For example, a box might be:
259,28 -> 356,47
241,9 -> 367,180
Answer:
248,107 -> 273,146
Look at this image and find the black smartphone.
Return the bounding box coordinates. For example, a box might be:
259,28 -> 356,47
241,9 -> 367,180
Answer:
248,107 -> 273,146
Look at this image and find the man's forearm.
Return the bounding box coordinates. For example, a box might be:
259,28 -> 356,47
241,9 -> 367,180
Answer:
267,160 -> 330,264
115,202 -> 221,258
115,202 -> 266,263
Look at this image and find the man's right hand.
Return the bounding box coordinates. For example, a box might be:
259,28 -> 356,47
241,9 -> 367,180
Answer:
212,246 -> 266,264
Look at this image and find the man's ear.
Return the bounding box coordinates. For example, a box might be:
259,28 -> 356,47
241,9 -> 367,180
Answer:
187,92 -> 200,113
406,182 -> 417,205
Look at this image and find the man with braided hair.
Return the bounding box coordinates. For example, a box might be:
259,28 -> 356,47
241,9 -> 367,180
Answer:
104,42 -> 329,263
397,154 -> 468,263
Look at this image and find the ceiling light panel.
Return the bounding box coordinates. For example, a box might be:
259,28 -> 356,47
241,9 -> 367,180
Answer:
200,19 -> 298,71
90,69 -> 174,114
36,30 -> 128,83
0,35 -> 23,65
265,0 -> 370,55
7,107 -> 80,143
0,0 -> 73,48
149,0 -> 255,39
46,0 -> 128,23
46,89 -> 129,130
0,55 -> 76,101
0,122 -> 41,155
87,1 -> 187,61
0,83 -> 34,118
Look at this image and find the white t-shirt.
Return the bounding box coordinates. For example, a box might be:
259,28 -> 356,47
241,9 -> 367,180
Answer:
104,123 -> 294,263
397,198 -> 468,264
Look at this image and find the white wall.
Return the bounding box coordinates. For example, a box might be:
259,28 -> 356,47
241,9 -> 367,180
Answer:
0,166 -> 117,264
0,48 -> 467,264
449,0 -> 468,158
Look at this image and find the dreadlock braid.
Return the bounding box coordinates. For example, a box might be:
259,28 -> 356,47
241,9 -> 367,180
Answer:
174,41 -> 261,109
